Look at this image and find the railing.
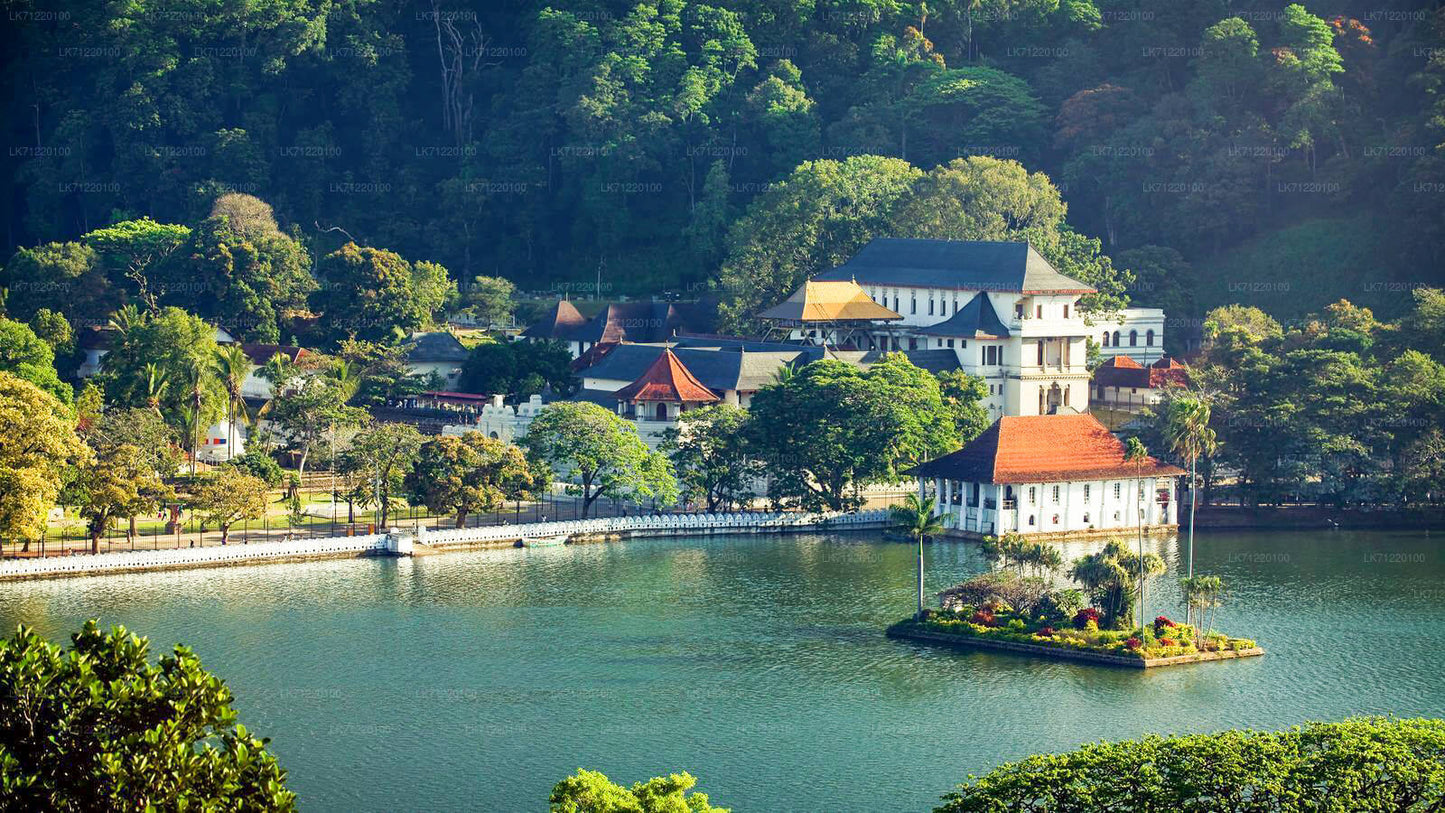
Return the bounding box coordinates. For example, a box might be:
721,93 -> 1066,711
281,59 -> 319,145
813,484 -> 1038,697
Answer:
0,511 -> 892,580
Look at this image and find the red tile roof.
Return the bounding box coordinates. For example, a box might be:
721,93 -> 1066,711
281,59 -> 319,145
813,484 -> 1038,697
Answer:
1102,354 -> 1142,369
613,348 -> 719,404
911,414 -> 1184,484
1149,356 -> 1189,388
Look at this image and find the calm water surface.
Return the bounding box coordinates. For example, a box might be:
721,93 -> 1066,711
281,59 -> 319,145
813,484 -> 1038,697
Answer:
2,529 -> 1442,811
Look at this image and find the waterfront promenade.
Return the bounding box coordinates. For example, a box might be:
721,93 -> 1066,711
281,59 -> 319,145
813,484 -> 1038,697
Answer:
0,509 -> 891,581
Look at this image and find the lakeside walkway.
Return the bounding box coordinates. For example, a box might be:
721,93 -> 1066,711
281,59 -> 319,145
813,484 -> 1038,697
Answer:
0,510 -> 892,581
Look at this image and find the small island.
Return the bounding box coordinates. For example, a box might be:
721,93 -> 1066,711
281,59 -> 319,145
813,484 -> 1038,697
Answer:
887,525 -> 1263,668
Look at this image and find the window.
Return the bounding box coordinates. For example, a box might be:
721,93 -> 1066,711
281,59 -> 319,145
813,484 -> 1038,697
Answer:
1113,482 -> 1122,500
1083,484 -> 1091,501
1028,515 -> 1035,526
1146,329 -> 1155,346
1052,514 -> 1060,525
1036,305 -> 1043,319
1037,341 -> 1044,366
1063,305 -> 1070,319
947,339 -> 955,348
1083,512 -> 1090,524
893,296 -> 900,311
1101,332 -> 1109,347
1015,304 -> 1024,319
1063,385 -> 1070,407
1112,331 -> 1120,345
961,340 -> 967,348
1051,485 -> 1060,504
1129,330 -> 1138,346
1028,487 -> 1036,504
928,298 -> 935,315
910,296 -> 917,315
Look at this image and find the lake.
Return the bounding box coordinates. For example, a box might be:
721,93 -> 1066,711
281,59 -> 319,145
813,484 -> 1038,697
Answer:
2,529 -> 1442,811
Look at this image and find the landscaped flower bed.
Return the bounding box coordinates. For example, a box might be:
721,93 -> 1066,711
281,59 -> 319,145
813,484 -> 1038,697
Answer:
889,601 -> 1259,664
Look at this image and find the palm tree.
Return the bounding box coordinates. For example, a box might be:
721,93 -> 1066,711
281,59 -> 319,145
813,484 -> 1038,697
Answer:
1179,575 -> 1226,647
142,363 -> 170,415
184,359 -> 207,476
1124,437 -> 1148,627
328,358 -> 362,404
214,345 -> 253,462
891,493 -> 945,619
108,303 -> 147,339
1165,397 -> 1218,586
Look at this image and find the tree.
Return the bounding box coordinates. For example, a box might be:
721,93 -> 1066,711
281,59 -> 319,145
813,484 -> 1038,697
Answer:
1069,540 -> 1164,630
1124,437 -> 1150,626
1179,575 -> 1227,647
71,442 -> 172,553
405,434 -> 537,528
82,217 -> 191,310
311,243 -> 454,344
214,344 -> 253,461
0,373 -> 88,552
935,718 -> 1445,812
550,769 -> 727,813
1164,397 -> 1217,591
716,156 -> 922,332
182,203 -> 314,342
522,402 -> 677,518
264,376 -> 367,479
342,422 -> 424,528
0,316 -> 71,404
27,308 -> 73,357
1,241 -> 112,325
98,307 -> 225,432
0,621 -> 296,810
661,405 -> 760,511
463,275 -> 516,326
935,370 -> 991,443
192,469 -> 268,544
459,340 -> 575,399
891,493 -> 944,619
746,357 -> 956,511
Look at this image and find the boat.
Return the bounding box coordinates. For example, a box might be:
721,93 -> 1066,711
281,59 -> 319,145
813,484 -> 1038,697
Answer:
523,533 -> 569,548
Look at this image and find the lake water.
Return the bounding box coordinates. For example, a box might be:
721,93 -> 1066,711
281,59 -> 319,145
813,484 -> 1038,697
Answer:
2,529 -> 1442,811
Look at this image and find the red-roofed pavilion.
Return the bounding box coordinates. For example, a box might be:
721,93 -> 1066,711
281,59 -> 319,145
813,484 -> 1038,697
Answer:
614,348 -> 719,421
908,414 -> 1183,538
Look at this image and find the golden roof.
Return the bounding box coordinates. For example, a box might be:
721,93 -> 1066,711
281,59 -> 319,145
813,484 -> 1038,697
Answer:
758,280 -> 902,323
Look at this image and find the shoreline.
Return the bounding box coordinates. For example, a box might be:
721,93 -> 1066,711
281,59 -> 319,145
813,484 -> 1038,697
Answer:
887,623 -> 1266,669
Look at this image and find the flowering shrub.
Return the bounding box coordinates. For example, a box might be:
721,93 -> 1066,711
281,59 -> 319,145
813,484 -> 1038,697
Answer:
1125,637 -> 1142,650
1039,626 -> 1054,636
1154,616 -> 1177,633
969,610 -> 996,627
1073,608 -> 1102,629
1159,638 -> 1176,648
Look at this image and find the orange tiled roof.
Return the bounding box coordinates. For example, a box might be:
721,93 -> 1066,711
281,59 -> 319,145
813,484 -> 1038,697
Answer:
1101,354 -> 1143,369
613,348 -> 719,404
910,414 -> 1184,484
758,280 -> 902,322
1149,356 -> 1189,388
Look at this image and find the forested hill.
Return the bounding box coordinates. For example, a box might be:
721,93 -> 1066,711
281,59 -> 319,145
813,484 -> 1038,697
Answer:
4,0 -> 1443,321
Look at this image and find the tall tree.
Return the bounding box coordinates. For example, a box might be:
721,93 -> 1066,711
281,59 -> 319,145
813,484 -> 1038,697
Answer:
0,373 -> 88,552
342,422 -> 424,529
661,404 -> 760,511
522,402 -> 677,517
405,433 -> 537,528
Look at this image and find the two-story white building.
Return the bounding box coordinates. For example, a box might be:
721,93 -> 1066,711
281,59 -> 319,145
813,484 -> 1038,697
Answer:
909,414 -> 1183,539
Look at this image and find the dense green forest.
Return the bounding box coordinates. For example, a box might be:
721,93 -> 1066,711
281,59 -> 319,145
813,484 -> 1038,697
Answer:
3,0 -> 1443,322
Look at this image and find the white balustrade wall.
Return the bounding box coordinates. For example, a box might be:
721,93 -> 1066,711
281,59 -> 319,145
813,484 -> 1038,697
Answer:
0,511 -> 890,580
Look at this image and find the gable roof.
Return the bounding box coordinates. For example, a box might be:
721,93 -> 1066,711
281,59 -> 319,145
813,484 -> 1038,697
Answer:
405,332 -> 470,363
909,414 -> 1184,484
914,291 -> 1012,338
521,300 -> 588,340
813,238 -> 1095,294
1094,355 -> 1189,389
613,348 -> 720,403
758,279 -> 902,322
240,344 -> 307,366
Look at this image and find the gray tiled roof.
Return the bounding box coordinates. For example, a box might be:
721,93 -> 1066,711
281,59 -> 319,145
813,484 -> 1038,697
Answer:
914,291 -> 1012,338
405,332 -> 470,362
813,238 -> 1094,294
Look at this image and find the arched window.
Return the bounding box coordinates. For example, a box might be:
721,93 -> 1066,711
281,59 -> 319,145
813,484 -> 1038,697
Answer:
1129,330 -> 1138,346
1028,514 -> 1036,526
488,431 -> 499,439
656,403 -> 669,420
1146,329 -> 1155,346
1112,331 -> 1120,346
1101,332 -> 1109,347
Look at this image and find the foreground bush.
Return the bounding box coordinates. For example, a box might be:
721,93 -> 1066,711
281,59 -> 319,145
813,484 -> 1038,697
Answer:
550,769 -> 727,812
0,621 -> 295,811
935,717 -> 1445,812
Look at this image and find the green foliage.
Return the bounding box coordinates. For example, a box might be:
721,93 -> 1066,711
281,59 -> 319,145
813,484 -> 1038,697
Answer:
463,276 -> 518,326
0,621 -> 296,810
1069,540 -> 1165,629
82,218 -> 192,308
522,402 -> 677,517
935,717 -> 1444,812
70,441 -> 173,553
1,242 -> 111,326
404,434 -> 537,527
262,376 -> 367,477
747,355 -> 957,511
227,448 -> 286,488
341,422 -> 424,528
459,340 -> 576,399
0,372 -> 88,548
98,306 -> 224,429
182,206 -> 313,342
192,469 -> 269,543
661,405 -> 760,511
550,768 -> 727,813
0,317 -> 70,404
310,244 -> 454,345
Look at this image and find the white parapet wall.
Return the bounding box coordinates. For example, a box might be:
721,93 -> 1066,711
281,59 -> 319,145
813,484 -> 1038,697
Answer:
0,511 -> 891,581
0,535 -> 389,581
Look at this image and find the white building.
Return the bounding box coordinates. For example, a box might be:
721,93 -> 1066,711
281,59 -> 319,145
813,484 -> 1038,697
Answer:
910,414 -> 1182,539
1094,307 -> 1167,365
800,238 -> 1098,417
